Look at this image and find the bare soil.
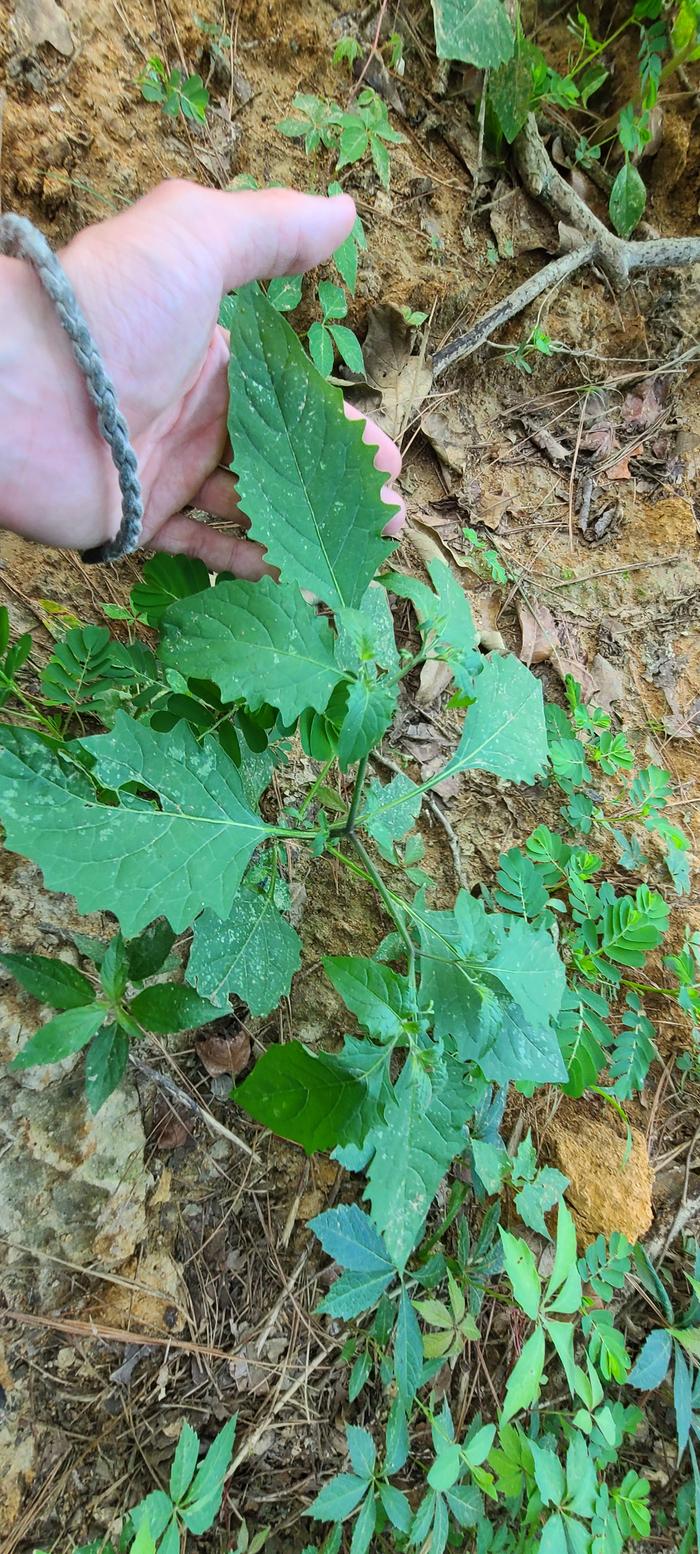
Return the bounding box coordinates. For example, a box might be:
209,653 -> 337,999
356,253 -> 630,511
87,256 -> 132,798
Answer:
1,0 -> 700,1547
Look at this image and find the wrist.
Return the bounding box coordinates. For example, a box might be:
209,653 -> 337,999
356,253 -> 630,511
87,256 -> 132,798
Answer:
0,251 -> 121,550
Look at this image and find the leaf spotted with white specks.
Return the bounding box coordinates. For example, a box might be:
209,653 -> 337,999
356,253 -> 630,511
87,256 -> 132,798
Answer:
224,284 -> 398,609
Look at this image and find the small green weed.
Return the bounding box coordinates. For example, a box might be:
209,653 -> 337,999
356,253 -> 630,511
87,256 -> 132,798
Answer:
137,57 -> 209,122
277,87 -> 404,188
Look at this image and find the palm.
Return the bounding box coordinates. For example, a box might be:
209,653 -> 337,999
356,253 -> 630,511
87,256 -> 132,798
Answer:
53,181 -> 403,570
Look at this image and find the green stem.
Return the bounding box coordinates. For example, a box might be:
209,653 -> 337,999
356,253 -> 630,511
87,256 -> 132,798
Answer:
0,676 -> 62,737
351,835 -> 417,1003
345,754 -> 369,834
297,754 -> 336,819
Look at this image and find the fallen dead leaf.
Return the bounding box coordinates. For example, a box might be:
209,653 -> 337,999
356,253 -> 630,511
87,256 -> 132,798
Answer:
149,1167 -> 173,1208
13,0 -> 73,53
663,698 -> 700,740
490,179 -> 558,257
197,1029 -> 250,1078
516,597 -> 595,697
361,304 -> 433,441
621,377 -> 666,432
590,653 -> 624,715
415,658 -> 453,707
606,445 -> 643,481
152,1096 -> 190,1151
421,408 -> 467,475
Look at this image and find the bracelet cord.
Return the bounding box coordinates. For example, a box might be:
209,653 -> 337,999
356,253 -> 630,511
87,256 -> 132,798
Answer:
0,211 -> 143,563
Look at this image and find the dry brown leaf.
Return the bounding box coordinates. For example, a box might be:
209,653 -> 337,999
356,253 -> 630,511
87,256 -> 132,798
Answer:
490,180 -> 558,257
621,378 -> 665,432
415,658 -> 453,707
607,446 -> 642,480
421,408 -> 467,474
362,305 -> 433,440
13,0 -> 73,53
663,697 -> 700,740
517,597 -> 562,667
152,1096 -> 190,1151
516,598 -> 595,697
590,653 -> 624,715
197,1029 -> 250,1077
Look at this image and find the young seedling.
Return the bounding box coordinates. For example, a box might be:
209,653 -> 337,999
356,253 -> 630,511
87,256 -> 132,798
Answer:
138,57 -> 209,122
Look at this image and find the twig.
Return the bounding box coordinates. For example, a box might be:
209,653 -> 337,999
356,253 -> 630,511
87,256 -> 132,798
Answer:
129,1054 -> 260,1160
543,552 -> 683,588
434,116 -> 700,378
372,750 -> 469,890
432,243 -> 595,377
567,395 -> 587,552
2,1307 -> 239,1361
654,1123 -> 700,1268
514,114 -> 700,288
349,0 -> 389,102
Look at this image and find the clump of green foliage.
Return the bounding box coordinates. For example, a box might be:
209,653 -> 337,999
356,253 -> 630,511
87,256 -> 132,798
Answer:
137,57 -> 209,122
431,0 -> 700,236
35,1416 -> 239,1554
277,86 -> 404,189
3,272 -> 698,1553
236,174 -> 368,380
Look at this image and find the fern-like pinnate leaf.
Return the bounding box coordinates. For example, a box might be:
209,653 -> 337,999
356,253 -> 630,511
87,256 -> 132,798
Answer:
600,885 -> 669,968
494,847 -> 551,920
41,626 -> 134,714
556,982 -> 610,1097
608,993 -> 657,1099
0,716 -> 272,937
159,576 -> 344,725
578,1232 -> 632,1301
224,284 -> 397,608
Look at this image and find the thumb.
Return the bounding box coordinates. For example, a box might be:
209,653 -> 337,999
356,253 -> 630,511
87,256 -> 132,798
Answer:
150,182 -> 357,291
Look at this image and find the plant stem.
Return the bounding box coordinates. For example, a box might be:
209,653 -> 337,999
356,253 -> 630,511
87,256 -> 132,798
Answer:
351,835 -> 417,1002
345,754 -> 369,834
297,754 -> 336,819
0,676 -> 62,736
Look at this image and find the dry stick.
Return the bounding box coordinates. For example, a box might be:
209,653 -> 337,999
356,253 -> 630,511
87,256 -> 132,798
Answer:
2,1307 -> 239,1362
372,749 -> 469,890
433,114 -> 700,378
432,242 -> 595,378
129,1054 -> 260,1161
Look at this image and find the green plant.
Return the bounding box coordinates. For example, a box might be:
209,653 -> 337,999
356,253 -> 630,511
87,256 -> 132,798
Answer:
33,1418 -> 238,1554
137,57 -> 209,122
195,15 -> 232,61
2,270 -> 697,1554
503,325 -> 561,375
277,87 -> 404,189
432,0 -> 700,236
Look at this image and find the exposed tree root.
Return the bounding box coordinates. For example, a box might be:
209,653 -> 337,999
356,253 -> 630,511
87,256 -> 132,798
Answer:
433,114 -> 700,379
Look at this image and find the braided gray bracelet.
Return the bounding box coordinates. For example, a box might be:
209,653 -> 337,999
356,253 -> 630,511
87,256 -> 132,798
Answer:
0,212 -> 143,562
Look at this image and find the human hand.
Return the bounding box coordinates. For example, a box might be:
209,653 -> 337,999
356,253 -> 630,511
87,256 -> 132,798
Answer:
0,181 -> 404,570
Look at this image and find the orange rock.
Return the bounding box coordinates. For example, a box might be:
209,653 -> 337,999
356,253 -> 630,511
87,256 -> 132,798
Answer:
549,1109 -> 653,1247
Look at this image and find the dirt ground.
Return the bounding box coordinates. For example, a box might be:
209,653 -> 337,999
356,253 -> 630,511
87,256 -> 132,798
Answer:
1,0 -> 700,1547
